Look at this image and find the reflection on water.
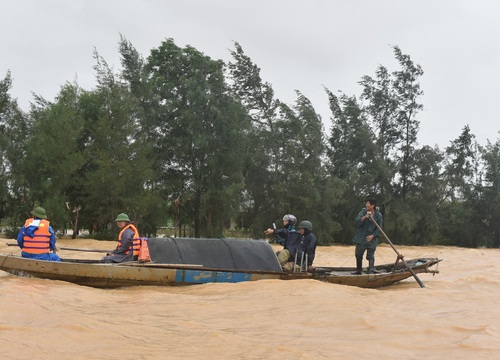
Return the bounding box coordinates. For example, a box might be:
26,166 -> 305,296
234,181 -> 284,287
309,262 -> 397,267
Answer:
1,239 -> 498,359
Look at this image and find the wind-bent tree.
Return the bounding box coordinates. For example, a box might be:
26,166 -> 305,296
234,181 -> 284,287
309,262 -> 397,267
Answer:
227,42 -> 283,236
74,51 -> 156,235
141,39 -> 248,237
6,37 -> 500,249
391,46 -> 424,200
359,46 -> 424,240
408,145 -> 444,245
286,91 -> 334,243
0,71 -> 29,226
325,89 -> 378,243
443,125 -> 478,201
23,83 -> 86,231
470,140 -> 500,248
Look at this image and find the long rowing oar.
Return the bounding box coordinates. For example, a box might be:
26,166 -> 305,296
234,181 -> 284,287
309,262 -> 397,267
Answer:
368,215 -> 426,288
6,243 -> 109,253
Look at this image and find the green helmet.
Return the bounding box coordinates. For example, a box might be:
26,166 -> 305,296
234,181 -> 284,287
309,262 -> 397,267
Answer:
115,213 -> 131,222
298,220 -> 313,231
32,206 -> 47,219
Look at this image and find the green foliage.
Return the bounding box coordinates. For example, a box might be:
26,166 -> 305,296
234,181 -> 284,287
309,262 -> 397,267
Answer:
21,83 -> 85,229
227,41 -> 283,237
1,39 -> 499,248
0,71 -> 29,224
130,38 -> 251,238
476,140 -> 500,248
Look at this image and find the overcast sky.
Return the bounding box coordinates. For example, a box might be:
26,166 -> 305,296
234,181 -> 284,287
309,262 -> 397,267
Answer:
1,0 -> 499,149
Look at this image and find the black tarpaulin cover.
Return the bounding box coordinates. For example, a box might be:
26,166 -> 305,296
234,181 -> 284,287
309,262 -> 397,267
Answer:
147,237 -> 282,272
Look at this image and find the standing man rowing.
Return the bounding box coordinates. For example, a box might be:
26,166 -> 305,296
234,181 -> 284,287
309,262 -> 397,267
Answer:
352,197 -> 383,275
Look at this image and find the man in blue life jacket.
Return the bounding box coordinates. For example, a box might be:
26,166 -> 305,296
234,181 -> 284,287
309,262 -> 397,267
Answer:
17,206 -> 61,261
264,214 -> 302,271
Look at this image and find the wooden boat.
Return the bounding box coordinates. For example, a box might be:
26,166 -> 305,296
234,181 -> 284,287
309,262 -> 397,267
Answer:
309,258 -> 441,288
0,237 -> 441,289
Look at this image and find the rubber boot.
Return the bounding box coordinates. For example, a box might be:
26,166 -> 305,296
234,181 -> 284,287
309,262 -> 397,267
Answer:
368,258 -> 375,274
351,258 -> 362,275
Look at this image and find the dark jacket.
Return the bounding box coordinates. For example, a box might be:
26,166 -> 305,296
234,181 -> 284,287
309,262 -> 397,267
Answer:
353,208 -> 383,249
299,230 -> 317,267
274,226 -> 302,260
100,227 -> 136,263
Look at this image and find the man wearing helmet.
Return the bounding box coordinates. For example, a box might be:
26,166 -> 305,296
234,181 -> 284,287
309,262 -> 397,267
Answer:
298,220 -> 317,271
264,214 -> 302,271
100,213 -> 142,263
17,206 -> 61,262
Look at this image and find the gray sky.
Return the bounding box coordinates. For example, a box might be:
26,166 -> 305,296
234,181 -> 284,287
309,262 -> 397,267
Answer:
1,0 -> 499,149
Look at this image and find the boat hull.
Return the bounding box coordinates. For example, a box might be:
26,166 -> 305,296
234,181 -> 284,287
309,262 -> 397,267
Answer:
308,258 -> 441,288
0,254 -> 440,289
0,255 -> 284,288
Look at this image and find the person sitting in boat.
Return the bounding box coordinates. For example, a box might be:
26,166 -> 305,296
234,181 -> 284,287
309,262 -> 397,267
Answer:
100,213 -> 141,264
298,220 -> 317,271
17,206 -> 61,262
264,214 -> 302,271
352,197 -> 383,275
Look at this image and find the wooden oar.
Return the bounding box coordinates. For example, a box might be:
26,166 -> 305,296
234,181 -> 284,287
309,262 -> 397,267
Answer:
6,243 -> 109,253
115,262 -> 204,268
57,247 -> 110,253
368,215 -> 426,288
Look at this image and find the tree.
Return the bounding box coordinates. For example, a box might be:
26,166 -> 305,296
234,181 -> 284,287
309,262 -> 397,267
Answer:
407,145 -> 444,245
474,140 -> 500,247
75,51 -> 157,235
142,39 -> 249,237
0,71 -> 30,227
227,42 -> 284,236
289,91 -> 338,244
443,125 -> 478,201
359,46 -> 424,240
22,83 -> 86,231
324,89 -> 378,243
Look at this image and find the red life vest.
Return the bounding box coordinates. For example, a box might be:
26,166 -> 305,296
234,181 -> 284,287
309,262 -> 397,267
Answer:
117,224 -> 141,256
22,218 -> 51,254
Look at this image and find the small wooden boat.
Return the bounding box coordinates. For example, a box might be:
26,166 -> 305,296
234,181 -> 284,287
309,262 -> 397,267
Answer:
0,237 -> 441,289
309,258 -> 441,288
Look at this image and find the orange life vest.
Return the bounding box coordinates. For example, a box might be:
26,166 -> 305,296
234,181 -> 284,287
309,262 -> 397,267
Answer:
117,224 -> 141,256
22,218 -> 52,254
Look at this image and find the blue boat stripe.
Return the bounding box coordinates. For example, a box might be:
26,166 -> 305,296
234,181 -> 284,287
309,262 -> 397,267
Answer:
175,269 -> 252,284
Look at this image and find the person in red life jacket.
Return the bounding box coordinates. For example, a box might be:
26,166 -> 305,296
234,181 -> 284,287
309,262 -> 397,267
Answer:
100,213 -> 141,263
17,206 -> 61,262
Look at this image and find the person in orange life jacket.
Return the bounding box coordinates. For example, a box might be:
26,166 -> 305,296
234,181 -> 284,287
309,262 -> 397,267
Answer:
264,214 -> 302,271
100,213 -> 141,264
17,206 -> 61,262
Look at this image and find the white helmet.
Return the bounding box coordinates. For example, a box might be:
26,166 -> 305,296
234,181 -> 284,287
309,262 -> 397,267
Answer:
283,214 -> 297,224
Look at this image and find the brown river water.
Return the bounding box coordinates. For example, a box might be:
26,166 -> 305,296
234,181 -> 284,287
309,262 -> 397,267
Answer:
0,237 -> 498,359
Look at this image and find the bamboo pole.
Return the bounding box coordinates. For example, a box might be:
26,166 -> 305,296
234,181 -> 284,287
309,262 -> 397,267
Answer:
6,243 -> 109,253
368,215 -> 426,288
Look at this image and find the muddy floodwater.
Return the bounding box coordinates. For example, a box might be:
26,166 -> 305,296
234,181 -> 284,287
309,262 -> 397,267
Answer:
1,238 -> 498,359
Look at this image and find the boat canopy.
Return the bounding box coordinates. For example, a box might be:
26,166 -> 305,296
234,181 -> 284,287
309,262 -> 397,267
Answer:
148,237 -> 282,272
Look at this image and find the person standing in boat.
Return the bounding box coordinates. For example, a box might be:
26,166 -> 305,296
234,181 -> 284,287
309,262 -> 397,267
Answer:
17,206 -> 61,261
100,213 -> 141,264
264,214 -> 302,271
298,220 -> 317,271
352,197 -> 383,275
